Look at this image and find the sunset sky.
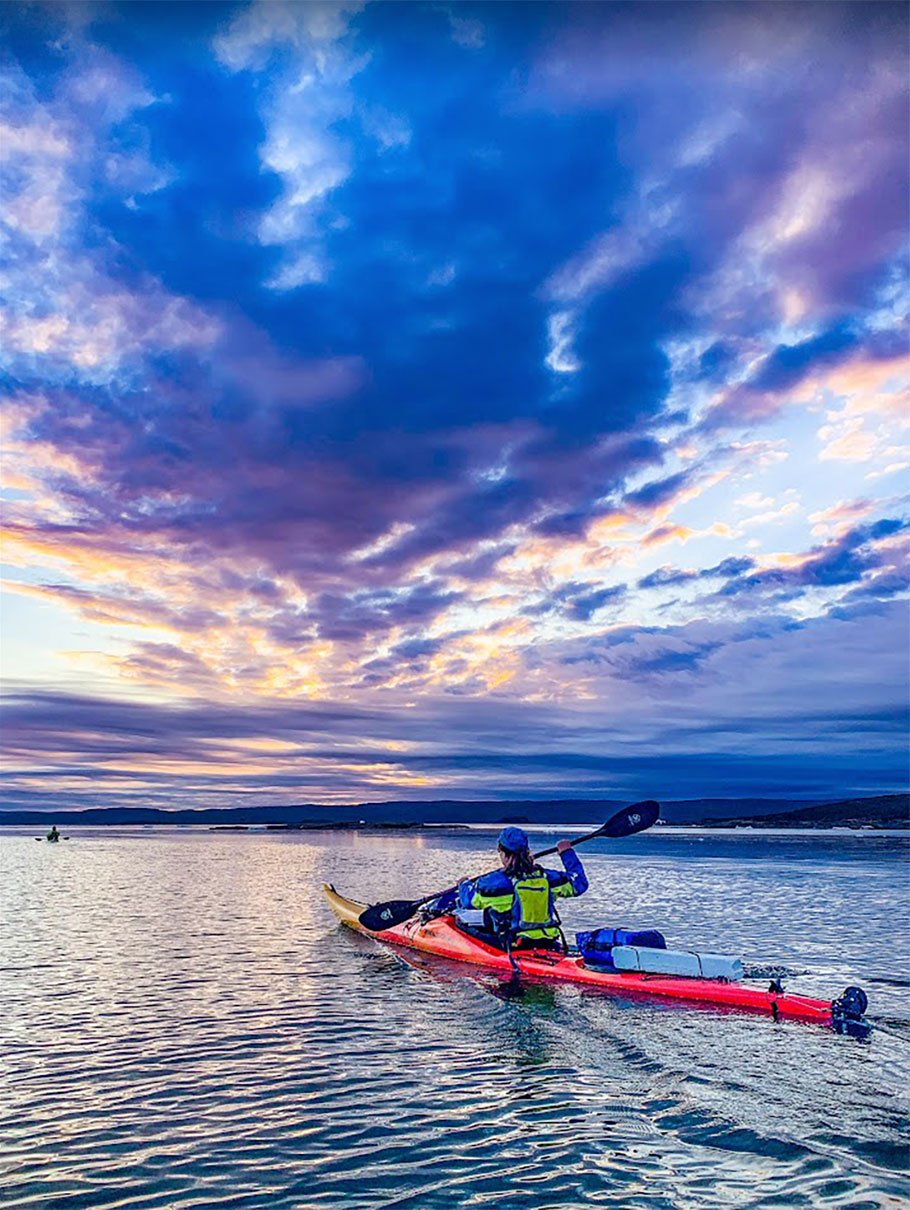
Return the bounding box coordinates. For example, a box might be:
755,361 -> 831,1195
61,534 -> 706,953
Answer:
1,1 -> 908,812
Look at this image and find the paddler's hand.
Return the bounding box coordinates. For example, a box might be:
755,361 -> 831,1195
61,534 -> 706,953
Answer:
556,840 -> 573,854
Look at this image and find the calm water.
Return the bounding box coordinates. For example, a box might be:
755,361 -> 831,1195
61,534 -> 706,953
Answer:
2,827 -> 909,1209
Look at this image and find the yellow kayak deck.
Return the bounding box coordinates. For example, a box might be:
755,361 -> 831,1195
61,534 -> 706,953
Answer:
323,883 -> 371,932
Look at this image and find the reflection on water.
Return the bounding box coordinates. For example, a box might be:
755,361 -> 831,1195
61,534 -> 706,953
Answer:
1,827 -> 908,1208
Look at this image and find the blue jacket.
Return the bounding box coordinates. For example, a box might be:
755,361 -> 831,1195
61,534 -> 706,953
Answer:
458,849 -> 589,912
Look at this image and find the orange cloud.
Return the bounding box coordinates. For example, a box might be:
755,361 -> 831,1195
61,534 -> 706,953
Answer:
643,524 -> 695,547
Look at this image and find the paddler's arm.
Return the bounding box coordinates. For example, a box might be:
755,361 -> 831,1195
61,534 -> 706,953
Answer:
429,887 -> 458,912
547,840 -> 589,897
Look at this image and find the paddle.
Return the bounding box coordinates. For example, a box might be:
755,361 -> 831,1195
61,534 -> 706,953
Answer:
358,799 -> 660,932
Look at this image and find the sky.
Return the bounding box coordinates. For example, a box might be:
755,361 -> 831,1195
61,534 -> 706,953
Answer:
1,0 -> 908,812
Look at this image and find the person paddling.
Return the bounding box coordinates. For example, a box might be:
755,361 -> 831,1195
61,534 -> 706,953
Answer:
357,802 -> 657,935
454,825 -> 589,950
46,825 -> 60,842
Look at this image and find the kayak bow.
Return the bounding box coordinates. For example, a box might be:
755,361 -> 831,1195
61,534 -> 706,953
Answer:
324,884 -> 870,1036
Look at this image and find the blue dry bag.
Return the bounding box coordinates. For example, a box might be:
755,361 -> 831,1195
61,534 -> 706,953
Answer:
576,926 -> 667,969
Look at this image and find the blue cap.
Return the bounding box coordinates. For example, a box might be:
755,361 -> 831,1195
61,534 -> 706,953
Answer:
497,826 -> 530,853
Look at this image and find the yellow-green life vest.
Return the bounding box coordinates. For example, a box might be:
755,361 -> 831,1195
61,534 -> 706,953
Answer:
512,873 -> 561,940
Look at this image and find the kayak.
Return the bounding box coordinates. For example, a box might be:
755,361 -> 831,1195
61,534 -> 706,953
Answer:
324,884 -> 871,1035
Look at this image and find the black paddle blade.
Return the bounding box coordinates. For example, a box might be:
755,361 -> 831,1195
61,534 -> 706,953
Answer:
601,799 -> 660,838
359,899 -> 421,932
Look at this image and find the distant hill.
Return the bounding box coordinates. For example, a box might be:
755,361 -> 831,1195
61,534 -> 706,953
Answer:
0,793 -> 906,828
661,798 -> 831,824
697,793 -> 909,829
1,798 -> 622,827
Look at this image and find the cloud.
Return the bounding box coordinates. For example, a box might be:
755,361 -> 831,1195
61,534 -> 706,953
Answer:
1,2 -> 907,807
214,1 -> 366,70
306,580 -> 463,643
524,580 -> 627,622
0,49 -> 218,386
214,0 -> 372,288
2,594 -> 906,807
705,339 -> 908,431
718,517 -> 909,597
809,499 -> 877,538
624,470 -> 694,510
533,3 -> 907,448
638,556 -> 755,591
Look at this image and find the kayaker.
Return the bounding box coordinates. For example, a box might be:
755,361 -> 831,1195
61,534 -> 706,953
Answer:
455,826 -> 589,950
47,825 -> 60,842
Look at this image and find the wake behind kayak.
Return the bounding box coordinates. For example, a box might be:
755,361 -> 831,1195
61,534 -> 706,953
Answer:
324,884 -> 871,1037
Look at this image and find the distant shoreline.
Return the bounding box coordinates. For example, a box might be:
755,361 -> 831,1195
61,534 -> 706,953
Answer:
1,792 -> 905,832
3,822 -> 907,837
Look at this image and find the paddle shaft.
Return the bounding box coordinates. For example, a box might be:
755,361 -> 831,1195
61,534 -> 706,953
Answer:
531,825 -> 609,860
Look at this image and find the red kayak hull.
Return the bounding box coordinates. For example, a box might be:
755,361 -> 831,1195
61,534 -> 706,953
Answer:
324,884 -> 839,1027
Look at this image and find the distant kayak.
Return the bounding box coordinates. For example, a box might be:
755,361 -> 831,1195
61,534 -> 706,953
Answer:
325,884 -> 871,1036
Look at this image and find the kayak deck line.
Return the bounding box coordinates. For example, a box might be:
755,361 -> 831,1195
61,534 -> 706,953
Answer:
324,884 -> 870,1034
